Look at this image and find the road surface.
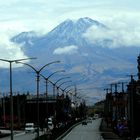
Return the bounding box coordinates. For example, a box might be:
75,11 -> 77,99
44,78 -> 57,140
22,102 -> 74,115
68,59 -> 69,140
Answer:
62,118 -> 103,140
0,131 -> 43,140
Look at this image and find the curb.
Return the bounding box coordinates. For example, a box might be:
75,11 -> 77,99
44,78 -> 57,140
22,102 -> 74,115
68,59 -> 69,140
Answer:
56,121 -> 82,140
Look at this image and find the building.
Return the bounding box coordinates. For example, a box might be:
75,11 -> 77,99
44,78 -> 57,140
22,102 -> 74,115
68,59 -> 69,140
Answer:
104,54 -> 140,139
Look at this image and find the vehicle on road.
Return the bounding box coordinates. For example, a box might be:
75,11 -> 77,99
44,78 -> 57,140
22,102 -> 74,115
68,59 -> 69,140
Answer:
87,117 -> 92,123
93,114 -> 99,119
25,123 -> 35,133
48,117 -> 53,130
82,121 -> 87,125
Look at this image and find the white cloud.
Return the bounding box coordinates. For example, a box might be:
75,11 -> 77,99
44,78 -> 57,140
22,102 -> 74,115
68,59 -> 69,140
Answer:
83,18 -> 140,48
0,0 -> 140,34
0,0 -> 139,36
0,32 -> 28,68
53,45 -> 78,55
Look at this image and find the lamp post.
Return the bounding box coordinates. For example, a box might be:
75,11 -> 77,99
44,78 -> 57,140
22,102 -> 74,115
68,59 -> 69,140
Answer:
40,70 -> 65,130
65,88 -> 74,95
40,70 -> 65,99
62,85 -> 74,95
52,77 -> 71,97
58,80 -> 72,88
50,77 -> 71,125
0,57 -> 36,140
57,80 -> 72,95
41,70 -> 65,98
16,60 -> 60,139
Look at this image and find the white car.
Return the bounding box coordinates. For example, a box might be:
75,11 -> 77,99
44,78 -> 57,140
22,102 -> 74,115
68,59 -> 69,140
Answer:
93,114 -> 99,119
48,121 -> 53,130
48,118 -> 53,130
25,123 -> 35,133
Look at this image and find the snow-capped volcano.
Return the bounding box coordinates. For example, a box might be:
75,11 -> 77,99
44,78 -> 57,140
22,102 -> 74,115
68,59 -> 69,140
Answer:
12,17 -> 107,54
1,17 -> 139,104
49,17 -> 106,35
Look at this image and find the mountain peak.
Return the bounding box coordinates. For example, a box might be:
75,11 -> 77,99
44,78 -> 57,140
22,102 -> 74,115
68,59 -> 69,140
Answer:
77,17 -> 98,24
11,31 -> 37,43
48,17 -> 106,37
16,31 -> 37,38
76,17 -> 106,28
59,17 -> 104,29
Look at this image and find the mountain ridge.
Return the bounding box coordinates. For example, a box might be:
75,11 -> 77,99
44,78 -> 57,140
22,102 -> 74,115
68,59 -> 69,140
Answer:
2,17 -> 139,104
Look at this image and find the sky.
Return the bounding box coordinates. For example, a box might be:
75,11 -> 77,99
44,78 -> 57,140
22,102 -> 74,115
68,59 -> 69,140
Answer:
0,0 -> 139,32
0,0 -> 140,64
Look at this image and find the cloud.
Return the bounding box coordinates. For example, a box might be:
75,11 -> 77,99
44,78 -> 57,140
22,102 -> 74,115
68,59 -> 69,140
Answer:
0,32 -> 28,68
83,19 -> 140,48
53,45 -> 78,55
0,0 -> 140,36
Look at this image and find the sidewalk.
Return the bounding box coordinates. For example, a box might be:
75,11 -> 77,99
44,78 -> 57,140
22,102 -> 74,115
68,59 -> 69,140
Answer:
100,119 -> 122,140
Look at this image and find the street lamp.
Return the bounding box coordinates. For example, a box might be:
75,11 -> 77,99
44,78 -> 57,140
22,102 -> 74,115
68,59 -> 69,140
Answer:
62,85 -> 74,95
65,88 -> 74,95
40,70 -> 65,130
40,70 -> 65,98
0,57 -> 36,140
51,77 -> 71,97
16,60 -> 60,139
57,80 -> 72,95
58,80 -> 72,88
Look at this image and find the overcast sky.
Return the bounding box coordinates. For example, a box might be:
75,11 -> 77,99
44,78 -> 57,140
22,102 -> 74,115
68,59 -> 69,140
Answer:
0,0 -> 140,33
0,0 -> 140,65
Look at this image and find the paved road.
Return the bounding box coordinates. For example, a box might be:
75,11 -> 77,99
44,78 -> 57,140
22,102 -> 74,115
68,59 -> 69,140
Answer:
62,118 -> 103,140
0,131 -> 43,140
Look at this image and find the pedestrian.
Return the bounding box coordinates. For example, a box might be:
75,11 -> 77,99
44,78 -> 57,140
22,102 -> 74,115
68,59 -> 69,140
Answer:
116,120 -> 124,136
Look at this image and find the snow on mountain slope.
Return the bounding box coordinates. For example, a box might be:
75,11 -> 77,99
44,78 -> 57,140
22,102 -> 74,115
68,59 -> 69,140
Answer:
5,17 -> 140,104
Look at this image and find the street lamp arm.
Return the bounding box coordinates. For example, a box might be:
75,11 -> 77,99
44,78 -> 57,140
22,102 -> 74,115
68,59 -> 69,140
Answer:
40,70 -> 65,81
57,86 -> 64,92
54,77 -> 70,85
47,70 -> 65,79
66,88 -> 74,93
0,58 -> 14,63
63,85 -> 74,92
40,74 -> 46,80
16,61 -> 38,73
16,60 -> 61,74
48,79 -> 55,85
14,57 -> 37,62
38,60 -> 60,73
0,57 -> 36,63
58,80 -> 72,88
